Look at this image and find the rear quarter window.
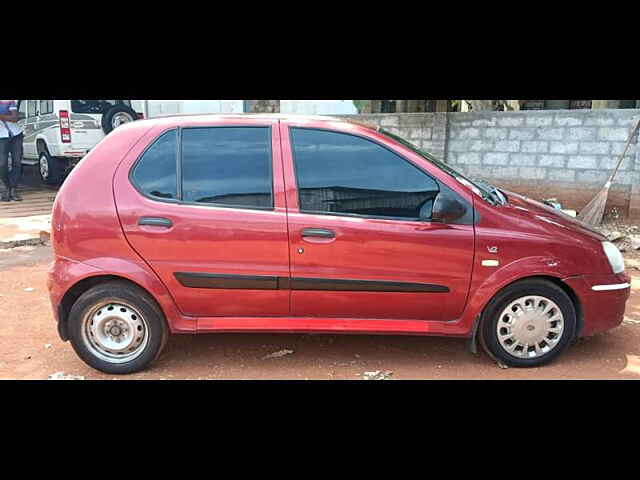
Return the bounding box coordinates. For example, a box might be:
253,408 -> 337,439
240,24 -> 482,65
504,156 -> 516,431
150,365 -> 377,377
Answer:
39,100 -> 53,115
131,130 -> 178,200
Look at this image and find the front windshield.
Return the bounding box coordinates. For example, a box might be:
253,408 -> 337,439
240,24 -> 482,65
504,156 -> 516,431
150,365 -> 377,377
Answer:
378,128 -> 504,205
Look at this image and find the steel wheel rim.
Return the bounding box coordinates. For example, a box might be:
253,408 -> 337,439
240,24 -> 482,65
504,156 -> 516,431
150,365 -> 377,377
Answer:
496,295 -> 564,359
39,155 -> 48,180
81,301 -> 149,364
111,112 -> 134,129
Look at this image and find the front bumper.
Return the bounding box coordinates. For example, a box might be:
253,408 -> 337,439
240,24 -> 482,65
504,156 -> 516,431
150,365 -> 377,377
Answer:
563,272 -> 631,336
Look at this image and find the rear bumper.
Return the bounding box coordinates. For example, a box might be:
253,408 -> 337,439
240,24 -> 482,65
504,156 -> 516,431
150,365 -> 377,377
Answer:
47,255 -> 102,340
563,272 -> 631,336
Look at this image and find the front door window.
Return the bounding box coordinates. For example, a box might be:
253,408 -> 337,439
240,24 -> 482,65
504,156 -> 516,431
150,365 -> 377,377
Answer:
291,128 -> 440,221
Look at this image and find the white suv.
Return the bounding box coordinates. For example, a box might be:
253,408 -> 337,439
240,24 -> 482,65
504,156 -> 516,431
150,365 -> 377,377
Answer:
16,100 -> 144,184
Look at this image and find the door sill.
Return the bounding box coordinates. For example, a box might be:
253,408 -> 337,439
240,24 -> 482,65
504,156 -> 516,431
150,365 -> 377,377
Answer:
195,316 -> 468,336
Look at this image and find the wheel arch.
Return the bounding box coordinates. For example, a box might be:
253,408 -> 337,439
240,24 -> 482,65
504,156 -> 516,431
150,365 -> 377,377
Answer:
57,274 -> 167,342
36,137 -> 49,155
468,274 -> 583,354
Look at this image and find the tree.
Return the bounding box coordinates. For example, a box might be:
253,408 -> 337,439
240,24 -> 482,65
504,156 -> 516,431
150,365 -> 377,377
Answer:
353,100 -> 372,114
464,100 -> 521,112
246,100 -> 280,113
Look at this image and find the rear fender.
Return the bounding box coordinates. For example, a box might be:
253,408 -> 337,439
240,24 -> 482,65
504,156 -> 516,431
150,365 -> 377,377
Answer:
57,256 -> 195,335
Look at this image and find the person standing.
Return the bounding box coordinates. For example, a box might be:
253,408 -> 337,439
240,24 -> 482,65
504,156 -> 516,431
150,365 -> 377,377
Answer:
0,99 -> 24,202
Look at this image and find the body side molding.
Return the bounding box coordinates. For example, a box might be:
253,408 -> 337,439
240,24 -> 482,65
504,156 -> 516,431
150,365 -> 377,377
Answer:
174,272 -> 449,293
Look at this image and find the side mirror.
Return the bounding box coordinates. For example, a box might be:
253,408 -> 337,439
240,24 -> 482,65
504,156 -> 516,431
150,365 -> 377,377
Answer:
432,190 -> 468,223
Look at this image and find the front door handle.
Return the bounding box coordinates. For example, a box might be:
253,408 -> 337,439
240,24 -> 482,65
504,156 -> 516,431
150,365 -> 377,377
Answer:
301,228 -> 335,239
138,217 -> 173,228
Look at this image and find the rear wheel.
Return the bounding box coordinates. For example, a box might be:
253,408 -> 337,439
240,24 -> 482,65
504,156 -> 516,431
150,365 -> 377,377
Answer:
480,279 -> 576,367
38,149 -> 64,185
68,281 -> 169,374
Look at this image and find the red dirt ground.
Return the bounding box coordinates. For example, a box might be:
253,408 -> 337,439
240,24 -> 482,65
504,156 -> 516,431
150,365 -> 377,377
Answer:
1,245 -> 640,380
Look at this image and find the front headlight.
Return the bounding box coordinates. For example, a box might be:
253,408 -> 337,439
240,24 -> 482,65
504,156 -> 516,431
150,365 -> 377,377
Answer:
602,241 -> 625,274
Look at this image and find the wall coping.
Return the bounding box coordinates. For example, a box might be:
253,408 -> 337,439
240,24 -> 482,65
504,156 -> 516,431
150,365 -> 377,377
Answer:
337,109 -> 640,117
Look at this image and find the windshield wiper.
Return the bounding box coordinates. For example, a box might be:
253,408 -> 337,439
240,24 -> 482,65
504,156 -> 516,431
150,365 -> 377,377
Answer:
494,187 -> 507,205
472,179 -> 506,205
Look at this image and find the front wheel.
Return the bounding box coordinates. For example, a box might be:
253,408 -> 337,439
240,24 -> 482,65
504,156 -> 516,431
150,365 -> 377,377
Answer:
480,279 -> 577,367
67,281 -> 169,374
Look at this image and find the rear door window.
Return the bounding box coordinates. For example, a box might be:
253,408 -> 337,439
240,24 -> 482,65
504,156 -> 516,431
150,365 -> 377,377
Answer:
290,128 -> 440,220
181,127 -> 273,209
131,130 -> 178,200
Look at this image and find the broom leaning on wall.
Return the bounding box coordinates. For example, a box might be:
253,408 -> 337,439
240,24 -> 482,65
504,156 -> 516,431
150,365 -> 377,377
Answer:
577,118 -> 640,226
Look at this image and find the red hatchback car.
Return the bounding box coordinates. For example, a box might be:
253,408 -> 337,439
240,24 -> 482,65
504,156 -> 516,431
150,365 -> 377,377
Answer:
47,114 -> 631,373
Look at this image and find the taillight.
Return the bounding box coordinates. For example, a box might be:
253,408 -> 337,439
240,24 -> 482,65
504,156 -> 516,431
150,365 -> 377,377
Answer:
59,110 -> 71,143
136,112 -> 144,119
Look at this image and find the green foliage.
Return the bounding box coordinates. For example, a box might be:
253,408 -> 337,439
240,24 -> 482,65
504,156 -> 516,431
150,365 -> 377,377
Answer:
353,100 -> 371,114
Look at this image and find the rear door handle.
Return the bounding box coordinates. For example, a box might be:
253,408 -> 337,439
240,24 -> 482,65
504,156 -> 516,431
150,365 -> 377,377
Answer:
138,217 -> 173,228
301,228 -> 335,238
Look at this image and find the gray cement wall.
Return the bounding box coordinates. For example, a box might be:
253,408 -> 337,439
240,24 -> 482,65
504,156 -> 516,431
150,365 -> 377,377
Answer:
346,112 -> 449,162
447,109 -> 639,188
338,109 -> 640,218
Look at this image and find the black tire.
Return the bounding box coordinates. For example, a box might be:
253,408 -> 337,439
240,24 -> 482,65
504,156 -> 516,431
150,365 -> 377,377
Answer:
38,149 -> 65,185
480,278 -> 576,367
67,281 -> 169,374
101,104 -> 138,134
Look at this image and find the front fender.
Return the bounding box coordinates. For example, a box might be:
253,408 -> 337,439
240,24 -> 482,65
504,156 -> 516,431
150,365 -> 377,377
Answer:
460,255 -> 571,335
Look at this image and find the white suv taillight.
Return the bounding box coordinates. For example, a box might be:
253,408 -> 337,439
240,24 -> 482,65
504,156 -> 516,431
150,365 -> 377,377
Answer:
59,110 -> 71,143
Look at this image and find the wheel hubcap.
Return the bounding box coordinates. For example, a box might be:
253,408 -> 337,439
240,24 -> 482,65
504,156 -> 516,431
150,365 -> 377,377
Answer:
81,302 -> 149,363
111,112 -> 134,129
496,295 -> 564,359
40,156 -> 48,179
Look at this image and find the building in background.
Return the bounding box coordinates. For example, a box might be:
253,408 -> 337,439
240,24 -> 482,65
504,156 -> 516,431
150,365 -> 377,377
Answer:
359,100 -> 640,113
143,100 -> 358,117
142,100 -> 640,118
279,100 -> 357,115
145,100 -> 244,117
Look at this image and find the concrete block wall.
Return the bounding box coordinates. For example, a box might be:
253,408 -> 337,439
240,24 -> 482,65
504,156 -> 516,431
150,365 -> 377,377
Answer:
339,113 -> 449,161
339,109 -> 640,218
447,109 -> 639,189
